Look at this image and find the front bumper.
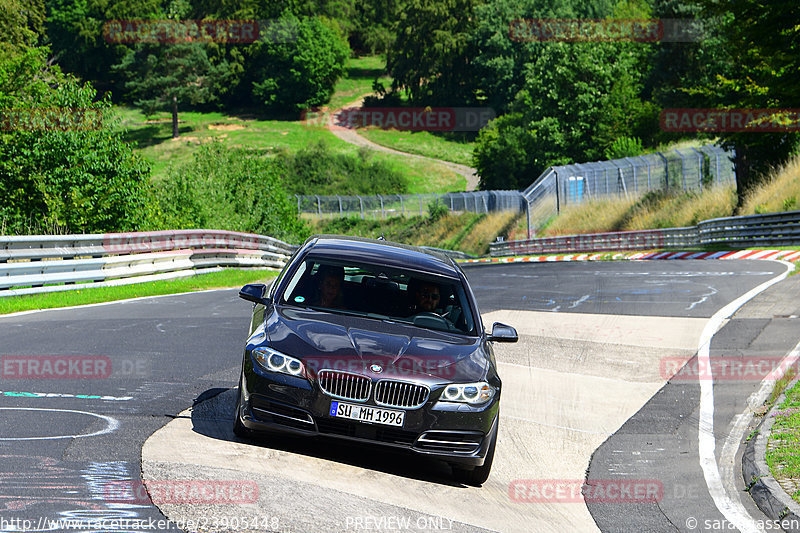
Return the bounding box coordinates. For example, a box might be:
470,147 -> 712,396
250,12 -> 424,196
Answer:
238,362 -> 499,467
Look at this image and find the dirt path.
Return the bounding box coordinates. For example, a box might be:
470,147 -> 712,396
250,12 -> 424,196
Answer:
326,95 -> 480,191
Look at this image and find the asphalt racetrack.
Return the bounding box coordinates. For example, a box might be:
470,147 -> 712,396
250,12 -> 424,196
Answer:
0,259 -> 796,532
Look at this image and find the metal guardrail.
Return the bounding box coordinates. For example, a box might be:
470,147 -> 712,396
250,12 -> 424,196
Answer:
490,210 -> 800,256
0,229 -> 297,297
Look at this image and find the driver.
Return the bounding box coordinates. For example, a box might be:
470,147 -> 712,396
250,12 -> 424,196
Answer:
412,281 -> 441,313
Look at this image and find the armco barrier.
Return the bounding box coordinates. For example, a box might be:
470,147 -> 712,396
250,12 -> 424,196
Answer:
491,210 -> 800,256
0,230 -> 297,297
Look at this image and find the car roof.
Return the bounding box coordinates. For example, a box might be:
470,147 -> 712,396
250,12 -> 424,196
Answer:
302,235 -> 461,278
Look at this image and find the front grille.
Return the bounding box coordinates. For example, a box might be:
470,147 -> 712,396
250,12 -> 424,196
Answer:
415,431 -> 483,454
374,380 -> 429,409
317,370 -> 371,401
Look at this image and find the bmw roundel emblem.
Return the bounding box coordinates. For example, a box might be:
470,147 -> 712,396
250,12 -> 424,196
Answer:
370,364 -> 383,373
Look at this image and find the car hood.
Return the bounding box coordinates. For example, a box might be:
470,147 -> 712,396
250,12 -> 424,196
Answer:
259,307 -> 488,384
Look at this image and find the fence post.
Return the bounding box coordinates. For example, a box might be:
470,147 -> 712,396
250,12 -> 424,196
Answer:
337,195 -> 343,217
398,194 -> 404,216
640,155 -> 651,190
359,196 -> 364,219
315,195 -> 321,218
657,152 -> 669,190
690,147 -> 704,188
295,195 -> 300,214
555,170 -> 561,214
675,149 -> 688,191
624,157 -> 637,193
379,195 -> 385,219
526,197 -> 532,239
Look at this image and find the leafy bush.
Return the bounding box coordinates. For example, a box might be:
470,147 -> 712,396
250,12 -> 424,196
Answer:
153,142 -> 309,243
278,141 -> 407,195
604,136 -> 644,160
427,198 -> 449,221
0,46 -> 151,234
249,13 -> 350,113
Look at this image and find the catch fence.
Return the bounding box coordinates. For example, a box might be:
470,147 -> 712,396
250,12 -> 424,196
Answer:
296,191 -> 525,220
521,145 -> 736,237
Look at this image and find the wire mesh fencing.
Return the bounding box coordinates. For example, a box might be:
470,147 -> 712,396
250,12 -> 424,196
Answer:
520,145 -> 736,237
296,190 -> 526,220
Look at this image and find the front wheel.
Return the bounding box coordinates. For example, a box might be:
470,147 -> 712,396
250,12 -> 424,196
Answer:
453,422 -> 497,486
232,373 -> 255,440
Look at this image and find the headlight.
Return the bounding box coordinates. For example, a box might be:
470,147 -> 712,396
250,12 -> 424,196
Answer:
252,347 -> 304,377
440,382 -> 495,404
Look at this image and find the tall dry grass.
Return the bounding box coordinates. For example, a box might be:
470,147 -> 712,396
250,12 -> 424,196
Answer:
457,211 -> 519,256
624,186 -> 736,229
541,197 -> 636,236
539,186 -> 737,236
741,155 -> 800,214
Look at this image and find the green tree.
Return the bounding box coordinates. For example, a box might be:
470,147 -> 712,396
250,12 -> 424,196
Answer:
0,47 -> 152,234
387,0 -> 478,104
690,0 -> 800,206
114,41 -> 230,137
475,40 -> 654,189
247,12 -> 349,112
44,0 -> 163,95
0,0 -> 45,50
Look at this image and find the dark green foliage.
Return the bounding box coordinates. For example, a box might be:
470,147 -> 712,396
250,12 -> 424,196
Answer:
113,41 -> 231,136
387,0 -> 477,105
44,0 -> 162,94
277,142 -> 407,195
248,12 -> 349,112
153,142 -> 309,243
0,47 -> 152,234
475,40 -> 655,189
1,0 -> 45,49
427,198 -> 448,221
473,112 -> 549,191
687,0 -> 800,206
604,136 -> 645,160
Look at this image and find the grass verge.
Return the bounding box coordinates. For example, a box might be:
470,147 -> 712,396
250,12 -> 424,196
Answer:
358,129 -> 476,166
766,374 -> 800,502
0,269 -> 277,316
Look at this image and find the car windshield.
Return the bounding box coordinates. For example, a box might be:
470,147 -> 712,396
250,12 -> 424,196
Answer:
279,256 -> 476,335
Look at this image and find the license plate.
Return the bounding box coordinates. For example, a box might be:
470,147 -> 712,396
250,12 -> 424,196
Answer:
329,401 -> 405,427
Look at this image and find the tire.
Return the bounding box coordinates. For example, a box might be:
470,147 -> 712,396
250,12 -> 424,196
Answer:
453,422 -> 497,486
232,375 -> 255,440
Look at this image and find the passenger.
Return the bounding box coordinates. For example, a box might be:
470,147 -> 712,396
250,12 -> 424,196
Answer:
313,265 -> 344,308
411,281 -> 441,314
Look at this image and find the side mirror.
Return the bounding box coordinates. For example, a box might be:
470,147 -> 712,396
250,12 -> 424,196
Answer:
488,322 -> 518,343
239,283 -> 270,305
